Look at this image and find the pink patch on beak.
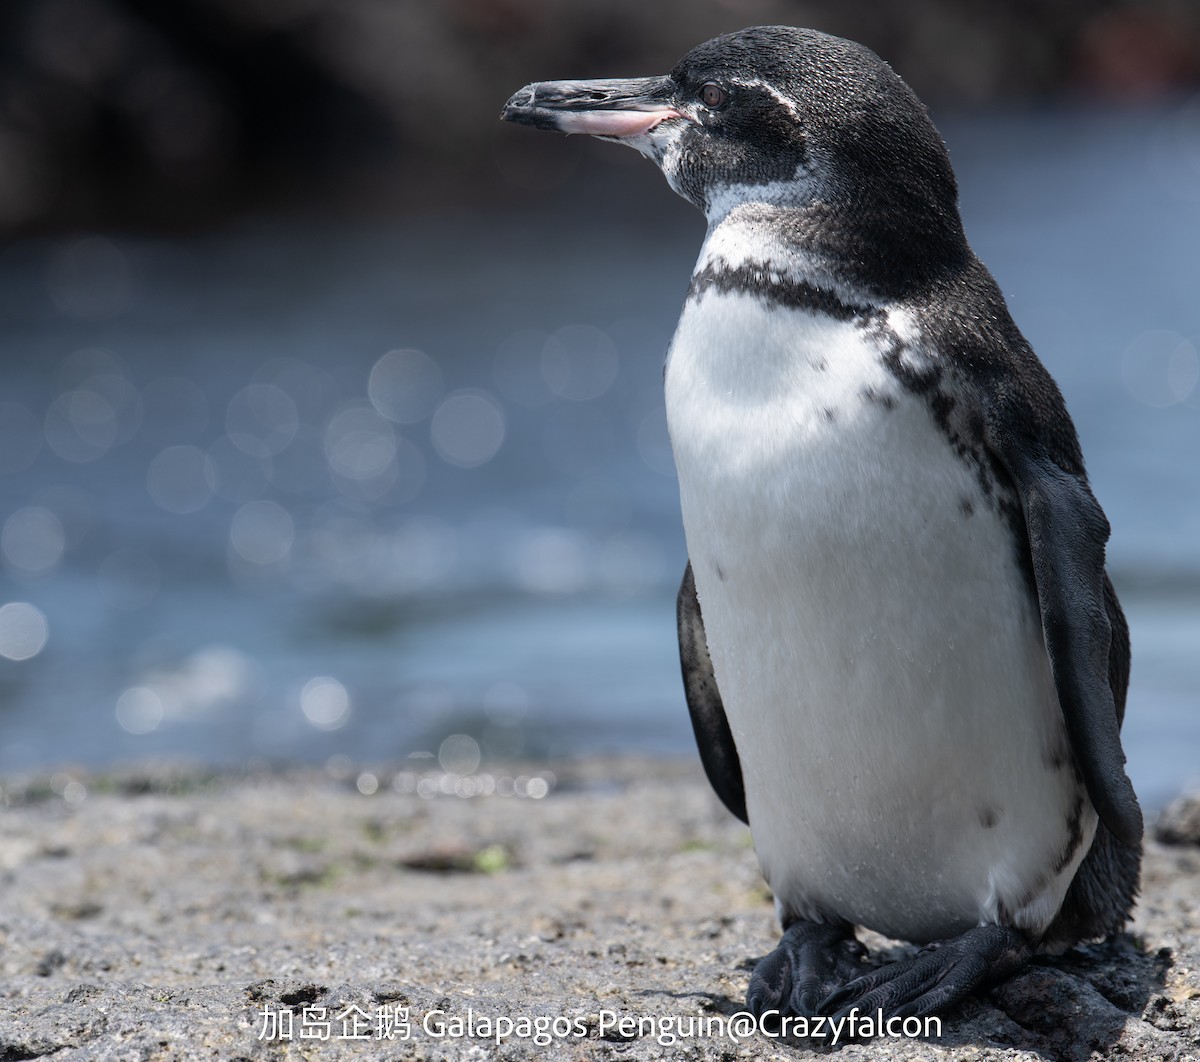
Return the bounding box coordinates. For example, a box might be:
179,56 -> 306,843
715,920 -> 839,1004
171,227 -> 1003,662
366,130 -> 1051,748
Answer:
555,108 -> 681,137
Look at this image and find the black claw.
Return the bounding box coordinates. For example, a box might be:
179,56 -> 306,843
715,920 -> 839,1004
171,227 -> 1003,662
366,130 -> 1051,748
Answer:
746,948 -> 792,1018
821,979 -> 867,1014
795,986 -> 821,1017
746,920 -> 866,1021
820,925 -> 1033,1026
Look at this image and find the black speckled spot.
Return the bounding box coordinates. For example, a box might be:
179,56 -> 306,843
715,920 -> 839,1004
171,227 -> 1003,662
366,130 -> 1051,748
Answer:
959,497 -> 975,518
979,806 -> 999,830
860,385 -> 897,411
1053,791 -> 1087,874
966,409 -> 986,446
930,391 -> 956,433
1008,869 -> 1053,919
814,357 -> 828,373
1043,742 -> 1069,772
877,335 -> 944,398
714,563 -> 725,582
861,310 -> 1041,594
822,407 -> 837,423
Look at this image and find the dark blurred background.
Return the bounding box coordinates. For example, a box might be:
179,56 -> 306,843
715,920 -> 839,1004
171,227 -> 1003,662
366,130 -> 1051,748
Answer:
3,0 -> 1200,233
1,0 -> 1198,805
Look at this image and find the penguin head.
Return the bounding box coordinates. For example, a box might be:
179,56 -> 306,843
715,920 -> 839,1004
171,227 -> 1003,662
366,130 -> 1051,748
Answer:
503,26 -> 965,268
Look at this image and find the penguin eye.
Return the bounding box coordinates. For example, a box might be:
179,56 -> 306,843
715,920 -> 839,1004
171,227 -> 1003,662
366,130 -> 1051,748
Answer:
699,82 -> 727,109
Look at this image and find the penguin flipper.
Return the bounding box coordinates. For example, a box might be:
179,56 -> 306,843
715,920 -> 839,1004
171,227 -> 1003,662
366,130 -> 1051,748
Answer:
1039,573 -> 1140,944
677,561 -> 747,824
995,441 -> 1143,848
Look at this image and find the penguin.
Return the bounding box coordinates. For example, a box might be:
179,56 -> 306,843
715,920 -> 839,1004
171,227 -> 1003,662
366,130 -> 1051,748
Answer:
501,26 -> 1141,1025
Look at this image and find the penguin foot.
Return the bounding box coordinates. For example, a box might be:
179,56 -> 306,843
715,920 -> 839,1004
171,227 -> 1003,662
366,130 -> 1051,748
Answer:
821,924 -> 1033,1023
747,920 -> 867,1021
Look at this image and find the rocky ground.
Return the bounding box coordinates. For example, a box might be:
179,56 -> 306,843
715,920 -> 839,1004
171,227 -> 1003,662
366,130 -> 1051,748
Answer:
1,758 -> 1197,1061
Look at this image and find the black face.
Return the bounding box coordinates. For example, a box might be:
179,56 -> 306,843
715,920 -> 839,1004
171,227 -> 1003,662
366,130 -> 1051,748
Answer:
660,63 -> 810,210
662,28 -> 959,218
502,26 -> 968,290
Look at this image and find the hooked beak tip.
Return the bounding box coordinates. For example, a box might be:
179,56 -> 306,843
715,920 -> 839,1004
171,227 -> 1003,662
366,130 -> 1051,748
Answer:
501,83 -> 561,130
503,84 -> 535,115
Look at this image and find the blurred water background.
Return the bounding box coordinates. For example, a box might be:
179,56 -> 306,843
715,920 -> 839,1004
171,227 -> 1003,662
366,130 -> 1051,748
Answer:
1,1 -> 1198,808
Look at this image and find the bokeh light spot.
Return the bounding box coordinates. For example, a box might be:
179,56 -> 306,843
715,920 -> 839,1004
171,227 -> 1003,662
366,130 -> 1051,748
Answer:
325,404 -> 396,480
226,382 -> 299,457
2,507 -> 66,575
44,389 -> 118,462
369,348 -> 444,424
324,404 -> 423,501
230,499 -> 294,565
115,686 -> 164,734
139,646 -> 250,719
431,391 -> 506,468
301,676 -> 350,730
147,445 -> 216,514
438,733 -> 482,776
0,601 -> 49,661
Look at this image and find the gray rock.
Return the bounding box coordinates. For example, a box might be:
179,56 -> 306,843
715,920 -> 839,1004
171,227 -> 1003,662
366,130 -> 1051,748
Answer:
1157,792 -> 1200,846
1,760 -> 1197,1060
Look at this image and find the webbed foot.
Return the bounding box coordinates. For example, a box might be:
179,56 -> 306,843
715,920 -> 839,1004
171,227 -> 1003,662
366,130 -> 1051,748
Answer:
747,919 -> 867,1020
822,924 -> 1033,1022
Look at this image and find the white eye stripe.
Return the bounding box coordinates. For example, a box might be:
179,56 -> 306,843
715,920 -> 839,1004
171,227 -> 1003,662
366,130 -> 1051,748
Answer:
726,77 -> 803,120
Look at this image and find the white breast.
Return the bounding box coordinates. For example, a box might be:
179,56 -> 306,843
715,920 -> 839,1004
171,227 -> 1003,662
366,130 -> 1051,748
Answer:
664,284 -> 1095,943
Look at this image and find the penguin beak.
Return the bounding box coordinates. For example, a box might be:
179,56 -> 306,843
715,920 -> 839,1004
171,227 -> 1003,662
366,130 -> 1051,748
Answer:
501,75 -> 684,140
